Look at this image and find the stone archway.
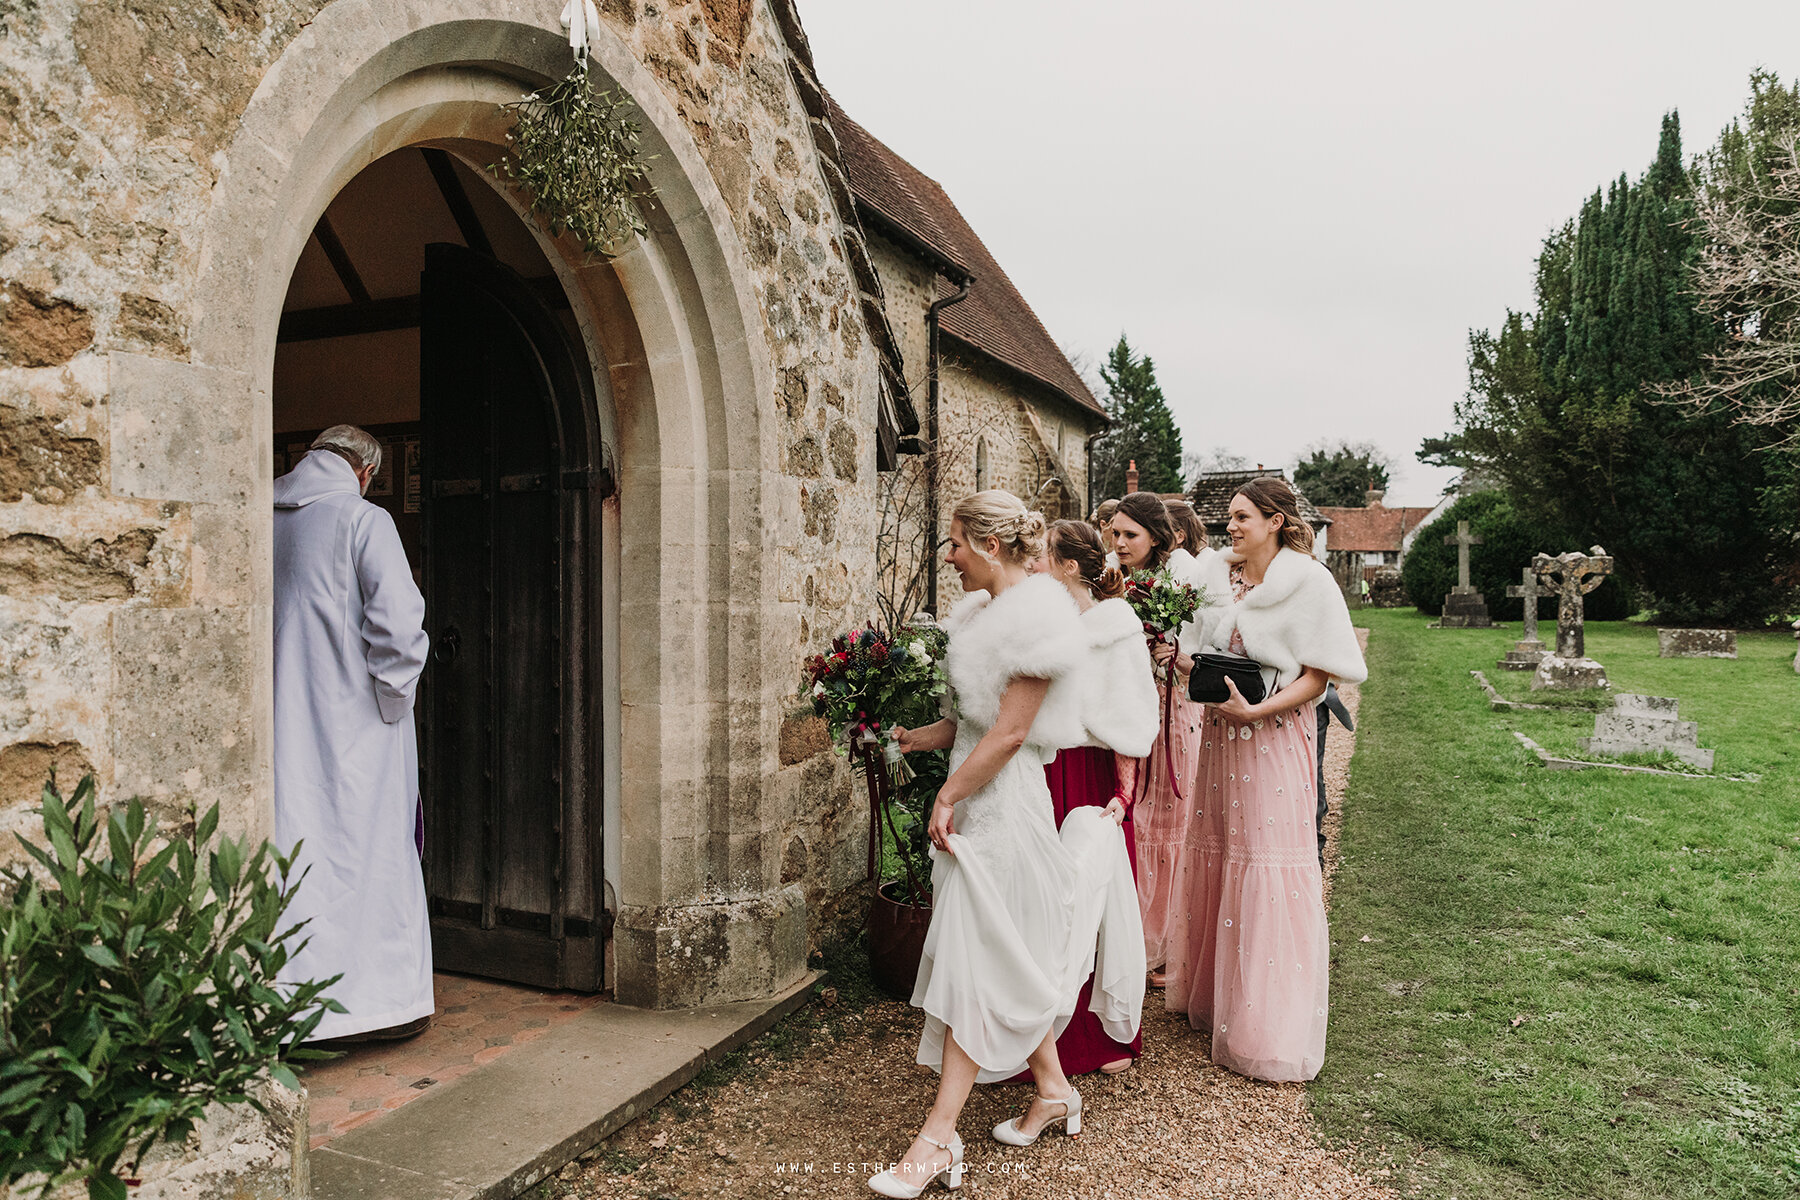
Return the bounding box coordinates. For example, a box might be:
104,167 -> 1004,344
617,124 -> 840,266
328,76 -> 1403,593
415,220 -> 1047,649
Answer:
159,1 -> 793,1007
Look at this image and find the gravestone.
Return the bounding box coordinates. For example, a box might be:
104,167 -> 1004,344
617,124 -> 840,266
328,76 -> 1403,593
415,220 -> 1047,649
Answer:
1497,565 -> 1549,670
1657,628 -> 1737,659
1369,565 -> 1408,608
1793,618 -> 1799,674
1434,521 -> 1494,628
1531,547 -> 1613,690
1578,694 -> 1713,770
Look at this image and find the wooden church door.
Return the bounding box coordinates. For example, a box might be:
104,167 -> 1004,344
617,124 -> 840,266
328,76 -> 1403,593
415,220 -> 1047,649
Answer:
419,242 -> 605,990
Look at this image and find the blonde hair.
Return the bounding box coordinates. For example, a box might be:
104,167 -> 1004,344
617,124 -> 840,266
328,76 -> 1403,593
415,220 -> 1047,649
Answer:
952,490 -> 1048,567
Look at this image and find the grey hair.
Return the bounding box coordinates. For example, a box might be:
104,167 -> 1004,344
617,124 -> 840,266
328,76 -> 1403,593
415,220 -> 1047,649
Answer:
311,424 -> 382,475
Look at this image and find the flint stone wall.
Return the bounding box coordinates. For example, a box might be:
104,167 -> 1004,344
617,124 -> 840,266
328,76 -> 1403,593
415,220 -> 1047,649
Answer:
0,0 -> 888,1007
864,232 -> 1100,620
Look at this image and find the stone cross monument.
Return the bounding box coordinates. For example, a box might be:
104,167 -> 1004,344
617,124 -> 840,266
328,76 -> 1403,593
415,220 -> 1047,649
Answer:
1530,547 -> 1614,690
1497,565 -> 1548,670
1434,520 -> 1494,628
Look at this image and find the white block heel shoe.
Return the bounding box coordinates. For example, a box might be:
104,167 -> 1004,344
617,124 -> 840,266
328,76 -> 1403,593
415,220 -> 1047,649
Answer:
991,1087 -> 1081,1145
868,1132 -> 964,1196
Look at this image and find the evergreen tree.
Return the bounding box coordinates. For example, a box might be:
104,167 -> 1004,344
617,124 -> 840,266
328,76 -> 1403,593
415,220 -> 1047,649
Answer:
1090,334 -> 1183,497
1435,110 -> 1786,624
1293,442 -> 1392,507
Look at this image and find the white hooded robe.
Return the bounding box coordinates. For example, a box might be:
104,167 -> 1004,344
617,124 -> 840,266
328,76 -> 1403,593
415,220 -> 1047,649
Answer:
273,450 -> 433,1040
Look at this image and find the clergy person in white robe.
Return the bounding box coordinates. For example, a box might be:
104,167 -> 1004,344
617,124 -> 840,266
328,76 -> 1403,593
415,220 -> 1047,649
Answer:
273,425 -> 433,1041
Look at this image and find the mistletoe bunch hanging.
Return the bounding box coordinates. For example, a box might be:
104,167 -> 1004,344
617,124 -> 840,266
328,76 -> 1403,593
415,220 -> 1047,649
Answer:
492,66 -> 654,258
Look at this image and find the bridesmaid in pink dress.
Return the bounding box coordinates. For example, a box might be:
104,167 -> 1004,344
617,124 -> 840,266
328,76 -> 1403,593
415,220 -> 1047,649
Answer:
1107,492 -> 1204,985
1156,477 -> 1366,1082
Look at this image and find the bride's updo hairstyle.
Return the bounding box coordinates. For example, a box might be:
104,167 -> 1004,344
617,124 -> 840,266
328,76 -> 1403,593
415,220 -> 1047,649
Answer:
1234,476 -> 1315,555
1047,519 -> 1126,599
953,489 -> 1048,566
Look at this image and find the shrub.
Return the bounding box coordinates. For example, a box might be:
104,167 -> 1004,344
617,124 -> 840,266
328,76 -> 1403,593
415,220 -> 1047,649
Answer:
1403,491 -> 1636,622
0,776 -> 340,1200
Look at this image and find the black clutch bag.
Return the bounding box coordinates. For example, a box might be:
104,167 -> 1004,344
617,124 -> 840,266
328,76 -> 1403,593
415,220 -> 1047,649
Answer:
1187,653 -> 1267,705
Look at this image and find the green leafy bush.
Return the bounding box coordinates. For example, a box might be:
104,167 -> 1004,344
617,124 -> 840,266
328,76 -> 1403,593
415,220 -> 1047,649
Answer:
0,776 -> 340,1200
1403,491 -> 1635,621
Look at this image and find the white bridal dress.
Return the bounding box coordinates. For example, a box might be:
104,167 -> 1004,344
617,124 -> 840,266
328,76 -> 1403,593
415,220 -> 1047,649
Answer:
913,575 -> 1147,1082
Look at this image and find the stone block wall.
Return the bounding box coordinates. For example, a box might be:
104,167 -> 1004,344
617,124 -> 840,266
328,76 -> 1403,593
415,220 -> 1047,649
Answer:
1,0 -> 893,1009
861,233 -> 1098,620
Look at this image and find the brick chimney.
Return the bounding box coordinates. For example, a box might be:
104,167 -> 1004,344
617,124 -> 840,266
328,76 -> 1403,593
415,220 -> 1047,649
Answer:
1126,459 -> 1139,493
1366,486 -> 1386,508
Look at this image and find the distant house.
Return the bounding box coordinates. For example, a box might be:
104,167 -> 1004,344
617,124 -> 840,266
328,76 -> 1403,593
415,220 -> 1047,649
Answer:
1189,468 -> 1331,560
1315,489 -> 1437,596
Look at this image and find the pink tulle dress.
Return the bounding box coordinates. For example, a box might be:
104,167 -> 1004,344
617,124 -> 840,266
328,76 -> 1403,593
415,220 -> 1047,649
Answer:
1164,564 -> 1329,1082
1117,677 -> 1203,971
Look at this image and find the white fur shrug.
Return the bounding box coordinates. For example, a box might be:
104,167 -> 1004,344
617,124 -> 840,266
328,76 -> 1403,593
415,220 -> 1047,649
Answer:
942,575 -> 1087,752
1078,597 -> 1159,758
1179,546 -> 1367,694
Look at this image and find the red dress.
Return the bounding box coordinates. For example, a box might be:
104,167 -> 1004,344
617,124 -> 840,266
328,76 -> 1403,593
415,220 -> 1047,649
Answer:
1008,745 -> 1144,1079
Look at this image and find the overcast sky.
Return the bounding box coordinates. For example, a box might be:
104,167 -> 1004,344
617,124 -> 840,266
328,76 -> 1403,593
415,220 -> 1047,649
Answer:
800,1 -> 1800,506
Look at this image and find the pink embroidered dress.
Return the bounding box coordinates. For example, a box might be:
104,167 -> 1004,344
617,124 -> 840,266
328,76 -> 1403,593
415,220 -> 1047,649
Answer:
1115,676 -> 1203,971
1164,562 -> 1330,1082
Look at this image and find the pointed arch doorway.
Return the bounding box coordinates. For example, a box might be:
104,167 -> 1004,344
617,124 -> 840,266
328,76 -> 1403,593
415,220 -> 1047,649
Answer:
274,150 -> 605,991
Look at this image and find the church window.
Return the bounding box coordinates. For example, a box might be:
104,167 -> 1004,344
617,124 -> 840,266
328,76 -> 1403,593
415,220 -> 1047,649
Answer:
975,436 -> 991,490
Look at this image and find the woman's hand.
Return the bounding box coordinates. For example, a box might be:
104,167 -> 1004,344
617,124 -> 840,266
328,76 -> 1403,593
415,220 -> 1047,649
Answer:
928,798 -> 957,853
896,719 -> 956,753
1211,676 -> 1262,723
1103,796 -> 1128,826
1150,640 -> 1191,678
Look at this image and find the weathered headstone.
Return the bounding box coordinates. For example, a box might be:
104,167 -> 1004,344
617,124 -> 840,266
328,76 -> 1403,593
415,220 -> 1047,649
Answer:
1434,521 -> 1494,628
1369,566 -> 1408,608
1530,547 -> 1613,690
1657,628 -> 1738,659
1578,694 -> 1713,770
1497,565 -> 1548,670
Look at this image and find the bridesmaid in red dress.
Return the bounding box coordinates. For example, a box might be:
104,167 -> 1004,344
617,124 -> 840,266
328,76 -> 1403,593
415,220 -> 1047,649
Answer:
1020,519 -> 1160,1076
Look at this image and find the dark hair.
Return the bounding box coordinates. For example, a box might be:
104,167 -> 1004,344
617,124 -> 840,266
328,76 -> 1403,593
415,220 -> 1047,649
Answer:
1112,492 -> 1175,570
1233,477 -> 1314,555
1047,519 -> 1126,599
1165,500 -> 1207,554
1091,498 -> 1120,525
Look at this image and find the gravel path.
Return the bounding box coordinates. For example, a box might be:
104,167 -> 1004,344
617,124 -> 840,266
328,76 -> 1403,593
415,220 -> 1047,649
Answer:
559,634 -> 1399,1200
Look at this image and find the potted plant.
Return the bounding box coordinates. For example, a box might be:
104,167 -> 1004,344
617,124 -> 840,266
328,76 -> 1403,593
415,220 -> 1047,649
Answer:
805,621 -> 948,996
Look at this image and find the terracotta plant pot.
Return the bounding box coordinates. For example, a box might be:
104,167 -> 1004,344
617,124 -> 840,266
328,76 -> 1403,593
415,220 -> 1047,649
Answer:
868,880 -> 932,999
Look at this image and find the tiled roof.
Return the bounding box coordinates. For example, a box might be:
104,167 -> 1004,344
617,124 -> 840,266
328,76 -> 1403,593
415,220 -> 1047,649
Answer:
1314,503 -> 1436,552
824,94 -> 1105,419
1189,469 -> 1330,529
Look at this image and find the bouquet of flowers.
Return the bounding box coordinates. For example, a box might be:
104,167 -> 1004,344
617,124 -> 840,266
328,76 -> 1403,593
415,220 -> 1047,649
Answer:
1125,567 -> 1203,682
1124,566 -> 1205,801
805,620 -> 949,788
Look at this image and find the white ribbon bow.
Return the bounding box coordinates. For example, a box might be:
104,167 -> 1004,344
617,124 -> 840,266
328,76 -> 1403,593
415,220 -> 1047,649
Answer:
560,0 -> 603,66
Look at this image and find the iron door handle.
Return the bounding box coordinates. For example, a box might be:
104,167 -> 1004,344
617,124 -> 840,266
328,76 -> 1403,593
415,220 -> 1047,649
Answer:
435,625 -> 461,665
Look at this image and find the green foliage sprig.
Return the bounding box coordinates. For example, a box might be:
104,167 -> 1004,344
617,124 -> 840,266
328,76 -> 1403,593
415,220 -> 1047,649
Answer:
492,67 -> 654,259
0,776 -> 341,1200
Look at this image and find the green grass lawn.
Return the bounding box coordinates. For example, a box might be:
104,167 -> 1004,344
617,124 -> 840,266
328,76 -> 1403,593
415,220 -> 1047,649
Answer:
1313,611 -> 1800,1199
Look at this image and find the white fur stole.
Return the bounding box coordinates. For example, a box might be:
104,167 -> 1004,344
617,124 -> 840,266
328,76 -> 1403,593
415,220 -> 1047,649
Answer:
943,575 -> 1087,751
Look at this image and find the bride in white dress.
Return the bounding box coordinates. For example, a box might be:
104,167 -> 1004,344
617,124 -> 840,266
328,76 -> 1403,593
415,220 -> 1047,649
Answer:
872,492 -> 1144,1197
